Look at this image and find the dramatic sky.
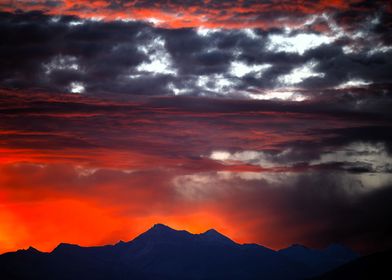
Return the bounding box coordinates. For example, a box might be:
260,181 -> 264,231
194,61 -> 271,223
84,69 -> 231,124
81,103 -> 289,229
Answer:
0,0 -> 391,255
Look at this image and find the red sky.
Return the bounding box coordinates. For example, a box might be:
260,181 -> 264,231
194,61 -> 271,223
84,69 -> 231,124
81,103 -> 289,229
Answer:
0,0 -> 391,255
1,87 -> 391,254
0,89 -> 322,252
2,0 -> 390,28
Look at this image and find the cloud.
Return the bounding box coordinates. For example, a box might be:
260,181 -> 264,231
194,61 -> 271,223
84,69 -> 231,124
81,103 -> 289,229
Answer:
311,142 -> 392,173
209,149 -> 293,168
1,0 -> 390,29
172,169 -> 392,252
0,5 -> 391,256
0,11 -> 391,101
267,32 -> 332,55
208,142 -> 392,176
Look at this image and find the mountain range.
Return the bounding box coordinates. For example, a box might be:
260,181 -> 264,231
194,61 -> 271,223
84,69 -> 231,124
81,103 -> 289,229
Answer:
0,223 -> 363,279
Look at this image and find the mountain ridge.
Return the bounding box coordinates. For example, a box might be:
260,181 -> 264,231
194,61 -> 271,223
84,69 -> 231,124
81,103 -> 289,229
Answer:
0,223 -> 359,280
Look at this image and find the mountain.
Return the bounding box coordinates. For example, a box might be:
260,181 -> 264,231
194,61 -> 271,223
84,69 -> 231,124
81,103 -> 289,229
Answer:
0,224 -> 357,280
313,249 -> 392,280
278,243 -> 359,276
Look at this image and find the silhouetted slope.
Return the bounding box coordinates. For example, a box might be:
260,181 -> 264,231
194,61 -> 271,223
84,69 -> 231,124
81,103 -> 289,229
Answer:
117,224 -> 308,280
278,243 -> 358,276
313,249 -> 392,280
0,224 -> 358,280
0,247 -> 50,280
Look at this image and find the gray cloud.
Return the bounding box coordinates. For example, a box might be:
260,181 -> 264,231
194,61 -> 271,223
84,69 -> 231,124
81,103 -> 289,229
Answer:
173,169 -> 392,253
0,11 -> 391,101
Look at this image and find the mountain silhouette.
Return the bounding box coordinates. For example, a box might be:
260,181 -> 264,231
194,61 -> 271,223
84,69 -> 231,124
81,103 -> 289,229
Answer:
278,243 -> 358,275
0,224 -> 358,280
313,249 -> 392,280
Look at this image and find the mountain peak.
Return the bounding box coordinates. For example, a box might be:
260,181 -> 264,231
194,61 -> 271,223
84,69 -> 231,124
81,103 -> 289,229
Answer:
52,243 -> 81,253
0,224 -> 360,280
16,246 -> 41,255
204,228 -> 219,234
132,223 -> 192,244
27,246 -> 39,252
199,228 -> 235,245
133,224 -> 237,246
151,223 -> 174,231
203,228 -> 226,238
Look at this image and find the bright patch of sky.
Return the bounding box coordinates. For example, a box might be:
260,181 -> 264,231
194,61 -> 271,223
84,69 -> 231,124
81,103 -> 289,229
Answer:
68,20 -> 85,26
136,37 -> 177,75
43,55 -> 80,74
196,74 -> 237,93
230,61 -> 272,78
243,28 -> 259,39
367,44 -> 392,56
196,27 -> 221,37
209,149 -> 292,168
267,32 -> 332,55
69,82 -> 85,94
167,82 -> 189,96
278,60 -> 324,86
246,89 -> 307,102
146,17 -> 163,25
336,79 -> 372,89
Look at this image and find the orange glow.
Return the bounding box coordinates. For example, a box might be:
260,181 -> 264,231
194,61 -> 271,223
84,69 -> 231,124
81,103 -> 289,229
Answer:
0,189 -> 239,253
0,0 -> 381,29
0,88 -> 378,254
0,198 -> 128,253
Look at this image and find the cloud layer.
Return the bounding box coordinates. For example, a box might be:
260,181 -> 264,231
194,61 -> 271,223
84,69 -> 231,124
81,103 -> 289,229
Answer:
2,0 -> 391,29
0,3 -> 391,255
1,86 -> 391,253
0,10 -> 391,101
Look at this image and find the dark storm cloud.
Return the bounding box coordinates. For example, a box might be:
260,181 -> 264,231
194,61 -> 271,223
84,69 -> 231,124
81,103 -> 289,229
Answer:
0,11 -> 151,94
0,10 -> 391,100
172,168 -> 392,253
300,46 -> 392,89
313,126 -> 392,155
258,171 -> 392,252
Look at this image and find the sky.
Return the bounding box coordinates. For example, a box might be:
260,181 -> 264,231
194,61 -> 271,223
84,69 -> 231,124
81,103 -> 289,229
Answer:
0,0 -> 391,255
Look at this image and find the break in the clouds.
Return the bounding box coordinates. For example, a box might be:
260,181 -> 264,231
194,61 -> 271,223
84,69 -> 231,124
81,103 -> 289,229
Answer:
0,0 -> 391,256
